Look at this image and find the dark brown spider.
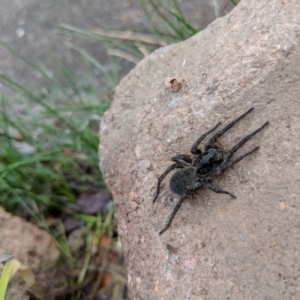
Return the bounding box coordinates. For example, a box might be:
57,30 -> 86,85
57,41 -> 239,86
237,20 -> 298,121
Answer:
153,108 -> 269,235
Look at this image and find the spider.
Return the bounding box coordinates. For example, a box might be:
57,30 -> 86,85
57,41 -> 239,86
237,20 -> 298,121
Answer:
153,107 -> 269,235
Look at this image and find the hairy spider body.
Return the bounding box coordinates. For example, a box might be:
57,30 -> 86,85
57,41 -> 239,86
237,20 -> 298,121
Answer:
153,108 -> 269,235
170,167 -> 201,195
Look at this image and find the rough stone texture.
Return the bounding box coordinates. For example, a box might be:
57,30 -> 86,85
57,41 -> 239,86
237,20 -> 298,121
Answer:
99,1 -> 300,299
0,208 -> 62,300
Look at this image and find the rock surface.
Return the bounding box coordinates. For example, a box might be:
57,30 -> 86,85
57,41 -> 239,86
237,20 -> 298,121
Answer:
99,0 -> 300,299
0,208 -> 62,300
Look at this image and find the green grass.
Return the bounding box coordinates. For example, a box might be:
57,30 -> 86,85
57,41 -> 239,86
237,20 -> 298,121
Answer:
0,42 -> 118,216
60,0 -> 199,64
139,0 -> 198,41
0,42 -> 123,298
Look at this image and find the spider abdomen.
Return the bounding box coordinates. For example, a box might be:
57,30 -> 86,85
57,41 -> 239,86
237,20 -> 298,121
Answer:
169,167 -> 200,195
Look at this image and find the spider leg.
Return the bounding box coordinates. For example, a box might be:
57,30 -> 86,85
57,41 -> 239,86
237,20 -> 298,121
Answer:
171,154 -> 192,164
191,122 -> 222,154
153,163 -> 184,204
202,181 -> 236,199
223,121 -> 269,163
159,193 -> 187,235
205,107 -> 254,151
224,146 -> 259,169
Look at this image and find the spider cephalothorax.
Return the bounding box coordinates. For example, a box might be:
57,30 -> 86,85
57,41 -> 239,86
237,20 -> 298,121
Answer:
153,107 -> 269,235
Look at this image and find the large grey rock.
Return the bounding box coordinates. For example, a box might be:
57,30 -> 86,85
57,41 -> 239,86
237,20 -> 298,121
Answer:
99,0 -> 300,299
